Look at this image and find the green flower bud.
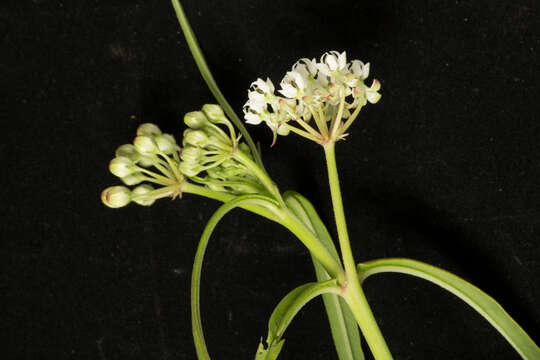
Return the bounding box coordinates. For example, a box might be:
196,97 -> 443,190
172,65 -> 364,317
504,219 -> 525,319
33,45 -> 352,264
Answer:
180,146 -> 201,163
182,129 -> 208,147
202,104 -> 226,123
121,172 -> 146,186
101,186 -> 132,208
132,184 -> 155,206
109,156 -> 136,178
134,135 -> 159,154
184,111 -> 208,129
238,142 -> 251,155
137,123 -> 162,136
115,144 -> 141,162
137,154 -> 155,168
179,161 -> 201,177
155,133 -> 177,154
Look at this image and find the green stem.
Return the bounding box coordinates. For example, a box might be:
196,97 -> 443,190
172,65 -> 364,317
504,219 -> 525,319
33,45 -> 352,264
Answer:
324,143 -> 393,360
233,150 -> 283,202
183,182 -> 344,281
280,209 -> 346,283
171,0 -> 263,167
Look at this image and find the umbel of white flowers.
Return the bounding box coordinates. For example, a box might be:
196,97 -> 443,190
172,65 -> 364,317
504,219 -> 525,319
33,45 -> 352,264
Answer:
101,105 -> 265,209
243,51 -> 381,145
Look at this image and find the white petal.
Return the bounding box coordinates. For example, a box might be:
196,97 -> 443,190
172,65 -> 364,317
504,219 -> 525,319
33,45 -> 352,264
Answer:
279,83 -> 298,98
265,77 -> 275,92
370,78 -> 381,91
326,54 -> 338,71
305,58 -> 318,75
350,60 -> 363,76
244,112 -> 263,124
366,90 -> 381,104
362,62 -> 370,80
248,90 -> 265,103
316,63 -> 331,77
289,71 -> 305,89
338,51 -> 347,69
293,62 -> 309,78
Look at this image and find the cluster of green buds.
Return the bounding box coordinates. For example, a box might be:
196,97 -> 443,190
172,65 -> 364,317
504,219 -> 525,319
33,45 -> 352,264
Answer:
101,123 -> 184,208
180,104 -> 264,195
102,104 -> 268,209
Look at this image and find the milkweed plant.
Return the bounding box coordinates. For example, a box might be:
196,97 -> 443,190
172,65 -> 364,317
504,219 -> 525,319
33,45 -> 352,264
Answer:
100,1 -> 540,359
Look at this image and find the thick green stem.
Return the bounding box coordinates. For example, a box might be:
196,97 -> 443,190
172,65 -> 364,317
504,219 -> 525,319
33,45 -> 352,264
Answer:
324,143 -> 393,360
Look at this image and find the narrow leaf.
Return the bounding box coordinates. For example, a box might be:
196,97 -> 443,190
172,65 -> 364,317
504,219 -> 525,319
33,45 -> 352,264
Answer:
191,195 -> 279,360
358,258 -> 540,360
256,280 -> 341,360
170,0 -> 263,166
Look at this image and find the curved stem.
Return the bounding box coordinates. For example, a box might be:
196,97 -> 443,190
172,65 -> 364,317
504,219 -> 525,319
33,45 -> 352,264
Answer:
324,143 -> 393,360
191,195 -> 279,359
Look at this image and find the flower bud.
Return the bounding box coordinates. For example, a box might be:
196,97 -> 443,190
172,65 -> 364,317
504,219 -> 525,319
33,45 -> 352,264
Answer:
238,142 -> 251,155
184,111 -> 208,129
134,135 -> 159,154
137,154 -> 155,168
155,133 -> 177,154
109,156 -> 136,178
121,172 -> 146,186
179,161 -> 201,177
101,186 -> 132,208
180,146 -> 201,163
132,184 -> 155,206
115,144 -> 140,162
137,123 -> 162,136
202,104 -> 226,123
183,129 -> 208,147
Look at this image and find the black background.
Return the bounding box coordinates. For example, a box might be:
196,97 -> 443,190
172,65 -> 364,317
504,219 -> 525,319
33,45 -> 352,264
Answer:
3,0 -> 540,359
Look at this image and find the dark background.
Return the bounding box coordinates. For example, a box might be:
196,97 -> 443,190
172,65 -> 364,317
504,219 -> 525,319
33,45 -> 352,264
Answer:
2,0 -> 539,359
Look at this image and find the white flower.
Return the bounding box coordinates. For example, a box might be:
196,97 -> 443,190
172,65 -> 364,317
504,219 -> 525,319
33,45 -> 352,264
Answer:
349,60 -> 370,80
365,79 -> 381,104
243,50 -> 381,142
243,108 -> 263,125
317,51 -> 347,77
279,71 -> 306,99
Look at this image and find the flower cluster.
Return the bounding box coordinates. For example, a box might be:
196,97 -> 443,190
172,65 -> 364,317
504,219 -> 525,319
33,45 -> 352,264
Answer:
102,105 -> 265,209
101,123 -> 184,208
180,104 -> 263,195
243,51 -> 381,144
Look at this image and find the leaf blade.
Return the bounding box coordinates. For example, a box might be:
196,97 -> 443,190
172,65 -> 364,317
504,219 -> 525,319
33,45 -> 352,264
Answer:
256,280 -> 341,360
358,257 -> 540,360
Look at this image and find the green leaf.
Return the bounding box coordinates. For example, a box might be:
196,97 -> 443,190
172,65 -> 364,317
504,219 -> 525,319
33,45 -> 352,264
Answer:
358,258 -> 540,360
191,195 -> 279,360
170,0 -> 263,167
256,280 -> 341,360
284,191 -> 365,360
